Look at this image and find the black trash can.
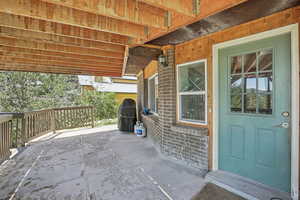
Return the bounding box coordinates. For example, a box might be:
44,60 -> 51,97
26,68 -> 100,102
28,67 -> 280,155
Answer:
118,98 -> 137,132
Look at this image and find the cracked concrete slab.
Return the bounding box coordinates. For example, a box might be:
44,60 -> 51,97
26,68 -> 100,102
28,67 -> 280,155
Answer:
0,125 -> 206,200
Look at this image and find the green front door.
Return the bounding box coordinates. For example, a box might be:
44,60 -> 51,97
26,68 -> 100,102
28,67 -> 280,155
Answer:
219,33 -> 291,192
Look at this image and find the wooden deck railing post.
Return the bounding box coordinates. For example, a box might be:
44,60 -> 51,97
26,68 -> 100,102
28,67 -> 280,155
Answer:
51,109 -> 56,133
91,107 -> 95,128
15,117 -> 18,147
21,116 -> 27,146
0,115 -> 13,163
10,119 -> 14,147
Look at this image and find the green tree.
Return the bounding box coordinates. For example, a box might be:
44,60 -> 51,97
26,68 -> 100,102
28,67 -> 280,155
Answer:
0,71 -> 80,112
0,71 -> 118,121
30,73 -> 80,110
77,90 -> 118,120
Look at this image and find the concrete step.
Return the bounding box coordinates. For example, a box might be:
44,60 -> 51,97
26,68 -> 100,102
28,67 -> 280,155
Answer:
205,170 -> 291,200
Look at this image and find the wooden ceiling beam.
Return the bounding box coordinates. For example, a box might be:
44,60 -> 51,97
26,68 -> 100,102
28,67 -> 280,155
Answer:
0,54 -> 123,69
0,50 -> 123,67
0,63 -> 122,76
0,36 -> 124,58
0,13 -> 131,45
0,26 -> 125,53
0,0 -> 147,39
0,45 -> 124,64
138,0 -> 196,16
122,46 -> 129,76
0,59 -> 122,72
143,0 -> 248,43
39,0 -> 167,29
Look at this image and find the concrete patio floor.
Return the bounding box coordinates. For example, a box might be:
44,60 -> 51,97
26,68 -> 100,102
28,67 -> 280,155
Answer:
0,125 -> 206,200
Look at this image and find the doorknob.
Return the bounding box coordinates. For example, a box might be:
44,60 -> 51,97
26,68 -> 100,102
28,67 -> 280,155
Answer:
281,111 -> 290,117
273,122 -> 289,128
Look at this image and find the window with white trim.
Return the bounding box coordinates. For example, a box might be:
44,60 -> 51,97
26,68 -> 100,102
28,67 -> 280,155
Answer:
177,60 -> 207,124
148,74 -> 158,113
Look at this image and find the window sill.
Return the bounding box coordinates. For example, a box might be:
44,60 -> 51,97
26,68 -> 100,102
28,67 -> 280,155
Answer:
177,120 -> 207,128
171,124 -> 208,136
141,113 -> 159,122
151,112 -> 159,117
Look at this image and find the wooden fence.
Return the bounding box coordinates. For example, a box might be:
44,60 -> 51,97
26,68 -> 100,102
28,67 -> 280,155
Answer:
0,106 -> 95,164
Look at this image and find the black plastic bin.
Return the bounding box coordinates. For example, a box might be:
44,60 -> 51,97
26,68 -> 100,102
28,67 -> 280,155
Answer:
118,98 -> 137,132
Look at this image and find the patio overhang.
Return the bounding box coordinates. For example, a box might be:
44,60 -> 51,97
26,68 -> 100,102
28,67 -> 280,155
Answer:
0,0 -> 248,77
123,0 -> 300,75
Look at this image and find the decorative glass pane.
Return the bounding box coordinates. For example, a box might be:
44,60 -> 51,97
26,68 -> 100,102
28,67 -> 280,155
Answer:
231,75 -> 243,91
179,62 -> 205,92
231,75 -> 242,112
231,94 -> 242,112
244,52 -> 257,73
244,74 -> 256,93
258,72 -> 272,92
244,93 -> 256,113
180,94 -> 205,121
258,94 -> 272,114
258,49 -> 272,71
229,49 -> 274,115
231,56 -> 242,74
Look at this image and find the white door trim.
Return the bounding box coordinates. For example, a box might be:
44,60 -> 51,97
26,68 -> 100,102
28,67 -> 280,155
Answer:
212,23 -> 299,199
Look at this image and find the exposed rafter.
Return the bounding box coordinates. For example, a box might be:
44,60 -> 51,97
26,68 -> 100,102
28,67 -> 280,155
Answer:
39,0 -> 168,29
0,0 -> 251,76
0,56 -> 122,71
0,45 -> 124,64
0,13 -> 131,45
0,26 -> 125,53
0,36 -> 124,58
0,50 -> 122,67
144,0 -> 248,43
0,0 -> 147,39
0,54 -> 123,69
0,63 -> 122,76
138,0 -> 196,16
122,46 -> 130,76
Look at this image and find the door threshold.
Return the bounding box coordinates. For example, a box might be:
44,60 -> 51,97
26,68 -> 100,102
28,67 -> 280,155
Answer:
205,170 -> 291,200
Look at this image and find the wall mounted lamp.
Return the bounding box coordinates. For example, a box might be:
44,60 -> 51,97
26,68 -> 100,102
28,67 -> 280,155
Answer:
158,54 -> 168,67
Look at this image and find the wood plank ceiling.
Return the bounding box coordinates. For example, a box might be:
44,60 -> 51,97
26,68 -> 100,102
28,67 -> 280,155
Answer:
0,0 -> 246,76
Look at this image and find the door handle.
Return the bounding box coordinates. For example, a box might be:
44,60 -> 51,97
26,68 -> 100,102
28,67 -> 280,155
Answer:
273,122 -> 289,128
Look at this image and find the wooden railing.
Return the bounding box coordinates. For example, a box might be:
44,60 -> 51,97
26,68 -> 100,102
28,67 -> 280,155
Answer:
0,115 -> 13,163
0,106 -> 95,164
23,109 -> 54,142
10,113 -> 25,148
54,106 -> 94,130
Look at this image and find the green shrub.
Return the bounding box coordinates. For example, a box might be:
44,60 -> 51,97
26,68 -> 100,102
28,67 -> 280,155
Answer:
77,90 -> 118,120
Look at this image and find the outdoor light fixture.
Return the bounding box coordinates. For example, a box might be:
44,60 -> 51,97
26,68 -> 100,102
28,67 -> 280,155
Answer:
158,54 -> 168,67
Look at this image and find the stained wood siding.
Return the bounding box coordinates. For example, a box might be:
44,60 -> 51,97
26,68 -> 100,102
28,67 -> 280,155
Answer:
144,60 -> 158,79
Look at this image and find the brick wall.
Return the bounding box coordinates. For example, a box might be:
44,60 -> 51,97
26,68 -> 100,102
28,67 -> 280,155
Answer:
139,47 -> 209,171
142,115 -> 161,149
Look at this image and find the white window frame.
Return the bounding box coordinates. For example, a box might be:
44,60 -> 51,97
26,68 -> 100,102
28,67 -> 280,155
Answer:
148,73 -> 158,115
176,59 -> 208,125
